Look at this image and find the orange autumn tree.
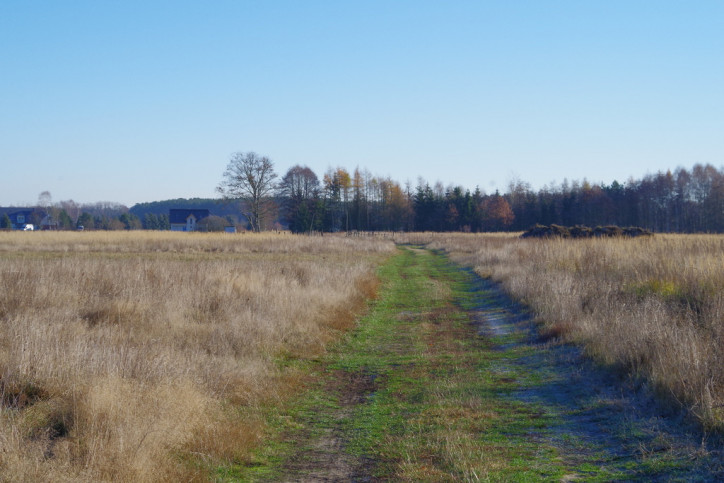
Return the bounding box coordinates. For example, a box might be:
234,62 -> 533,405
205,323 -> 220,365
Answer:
481,192 -> 514,231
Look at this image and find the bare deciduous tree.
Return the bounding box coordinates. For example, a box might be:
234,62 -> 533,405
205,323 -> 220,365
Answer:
217,152 -> 278,232
38,191 -> 52,209
279,165 -> 319,201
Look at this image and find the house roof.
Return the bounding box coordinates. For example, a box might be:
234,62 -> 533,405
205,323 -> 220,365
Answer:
169,209 -> 210,224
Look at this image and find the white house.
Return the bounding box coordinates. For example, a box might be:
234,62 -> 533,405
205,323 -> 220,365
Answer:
169,209 -> 210,232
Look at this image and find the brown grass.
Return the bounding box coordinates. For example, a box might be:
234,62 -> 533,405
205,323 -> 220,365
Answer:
0,231 -> 392,481
421,232 -> 724,432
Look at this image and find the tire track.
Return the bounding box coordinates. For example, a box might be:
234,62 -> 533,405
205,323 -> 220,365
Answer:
468,267 -> 723,481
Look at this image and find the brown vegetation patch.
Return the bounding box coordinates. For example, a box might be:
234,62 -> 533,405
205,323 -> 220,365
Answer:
420,306 -> 470,357
331,369 -> 383,406
81,300 -> 146,327
428,305 -> 456,325
1,378 -> 49,410
536,321 -> 574,343
20,398 -> 72,441
0,231 -> 393,480
186,411 -> 265,467
416,405 -> 498,432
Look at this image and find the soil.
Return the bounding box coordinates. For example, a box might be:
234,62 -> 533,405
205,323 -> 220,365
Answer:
281,425 -> 372,483
279,370 -> 380,482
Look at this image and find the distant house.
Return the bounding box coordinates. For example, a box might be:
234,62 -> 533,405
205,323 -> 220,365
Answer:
8,210 -> 36,230
169,209 -> 210,232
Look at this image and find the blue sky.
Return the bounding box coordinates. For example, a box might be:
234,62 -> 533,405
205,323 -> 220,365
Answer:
1,1 -> 723,206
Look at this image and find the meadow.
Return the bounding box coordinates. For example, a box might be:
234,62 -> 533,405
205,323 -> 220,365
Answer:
2,230 -> 721,480
0,231 -> 393,481
421,232 -> 724,433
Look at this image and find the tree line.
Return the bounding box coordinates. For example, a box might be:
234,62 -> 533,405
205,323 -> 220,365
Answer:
5,157 -> 724,233
0,199 -> 138,231
505,164 -> 724,233
214,151 -> 517,233
221,152 -> 724,234
275,165 -> 516,233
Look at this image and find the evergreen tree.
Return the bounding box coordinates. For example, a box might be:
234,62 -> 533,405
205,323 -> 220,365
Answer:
58,210 -> 74,230
161,214 -> 171,230
119,213 -> 142,230
0,213 -> 11,229
143,213 -> 160,230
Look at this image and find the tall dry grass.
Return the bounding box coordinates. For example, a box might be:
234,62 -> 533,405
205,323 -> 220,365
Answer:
0,231 -> 393,481
425,233 -> 724,433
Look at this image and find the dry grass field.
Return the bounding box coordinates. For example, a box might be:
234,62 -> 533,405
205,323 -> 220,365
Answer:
419,232 -> 724,433
0,231 -> 393,481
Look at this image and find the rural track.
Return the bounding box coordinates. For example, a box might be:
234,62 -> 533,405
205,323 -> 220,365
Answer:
276,362 -> 381,481
258,247 -> 723,481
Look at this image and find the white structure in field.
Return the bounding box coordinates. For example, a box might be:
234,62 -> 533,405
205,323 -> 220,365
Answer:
169,209 -> 210,232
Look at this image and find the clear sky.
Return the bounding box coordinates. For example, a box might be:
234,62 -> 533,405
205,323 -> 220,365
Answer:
1,1 -> 723,207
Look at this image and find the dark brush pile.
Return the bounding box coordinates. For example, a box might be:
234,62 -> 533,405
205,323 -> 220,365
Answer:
521,224 -> 653,239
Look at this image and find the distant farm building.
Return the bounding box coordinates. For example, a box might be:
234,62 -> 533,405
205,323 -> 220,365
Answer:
169,209 -> 210,232
6,210 -> 47,230
8,210 -> 34,230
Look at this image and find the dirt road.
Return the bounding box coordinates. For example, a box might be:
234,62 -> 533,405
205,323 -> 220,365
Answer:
245,248 -> 722,481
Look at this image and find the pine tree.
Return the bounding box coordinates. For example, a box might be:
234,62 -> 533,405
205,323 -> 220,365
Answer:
0,213 -> 12,230
143,213 -> 159,230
